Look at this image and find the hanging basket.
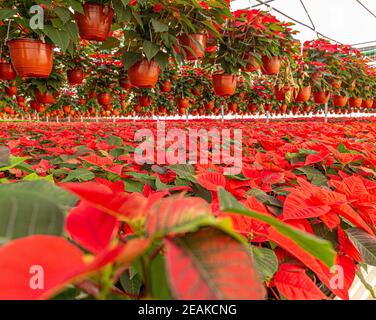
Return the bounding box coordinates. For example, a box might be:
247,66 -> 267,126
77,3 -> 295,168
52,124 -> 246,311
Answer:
313,91 -> 330,104
75,3 -> 114,42
261,56 -> 281,75
128,59 -> 160,88
67,68 -> 84,85
0,62 -> 16,80
295,86 -> 312,103
8,39 -> 53,78
179,34 -> 207,61
212,73 -> 237,97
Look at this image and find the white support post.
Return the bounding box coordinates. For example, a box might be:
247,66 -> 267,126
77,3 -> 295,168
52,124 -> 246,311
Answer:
324,103 -> 328,123
221,104 -> 224,123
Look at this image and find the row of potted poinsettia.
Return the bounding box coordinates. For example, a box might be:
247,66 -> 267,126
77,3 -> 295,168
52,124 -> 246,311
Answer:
0,2 -> 375,111
0,2 -> 304,94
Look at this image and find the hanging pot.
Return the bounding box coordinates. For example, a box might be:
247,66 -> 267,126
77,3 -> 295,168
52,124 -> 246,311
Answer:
35,88 -> 56,105
97,93 -> 112,106
177,98 -> 190,109
332,95 -> 348,107
67,68 -> 84,85
362,99 -> 374,109
295,86 -> 311,103
128,59 -> 160,88
75,3 -> 114,42
274,86 -> 294,102
0,62 -> 16,80
212,73 -> 237,97
349,97 -> 362,108
179,34 -> 207,61
261,56 -> 281,75
8,39 -> 53,78
313,91 -> 330,104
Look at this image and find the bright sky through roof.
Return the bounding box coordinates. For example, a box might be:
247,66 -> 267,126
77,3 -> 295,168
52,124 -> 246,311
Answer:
231,0 -> 376,46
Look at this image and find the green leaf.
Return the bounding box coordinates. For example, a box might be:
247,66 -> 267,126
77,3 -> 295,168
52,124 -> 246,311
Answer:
106,135 -> 123,147
167,164 -> 195,182
120,270 -> 142,297
346,228 -> 376,266
251,246 -> 279,281
154,52 -> 170,70
69,0 -> 84,14
142,40 -> 160,61
43,25 -> 70,52
123,52 -> 142,70
61,169 -> 95,182
0,9 -> 17,20
0,146 -> 10,167
151,19 -> 169,32
100,37 -> 121,50
0,181 -> 77,244
218,188 -> 336,267
295,166 -> 328,187
150,253 -> 172,299
0,156 -> 28,172
23,173 -> 54,182
65,20 -> 80,44
54,6 -> 72,24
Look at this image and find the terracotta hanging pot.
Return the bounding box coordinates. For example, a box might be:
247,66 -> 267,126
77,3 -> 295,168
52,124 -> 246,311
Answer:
264,104 -> 272,113
362,98 -> 374,109
67,68 -> 84,85
8,39 -> 53,78
228,102 -> 238,113
177,98 -> 190,109
212,73 -> 237,97
0,62 -> 16,80
205,101 -> 215,110
128,59 -> 160,88
75,3 -> 114,42
261,56 -> 281,75
349,97 -> 362,108
97,92 -> 112,106
313,91 -> 330,104
35,88 -> 56,105
332,95 -> 348,107
274,86 -> 294,102
179,34 -> 207,60
295,86 -> 311,103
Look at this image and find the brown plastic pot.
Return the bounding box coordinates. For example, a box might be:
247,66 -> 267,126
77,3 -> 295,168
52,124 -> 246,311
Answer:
313,91 -> 330,104
97,93 -> 112,106
212,73 -> 237,97
332,95 -> 348,107
8,39 -> 53,78
261,56 -> 281,75
177,98 -> 190,109
75,3 -> 114,42
349,97 -> 362,108
179,34 -> 207,61
128,59 -> 160,88
362,99 -> 374,109
0,62 -> 16,80
67,68 -> 84,85
274,86 -> 294,101
295,86 -> 311,103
